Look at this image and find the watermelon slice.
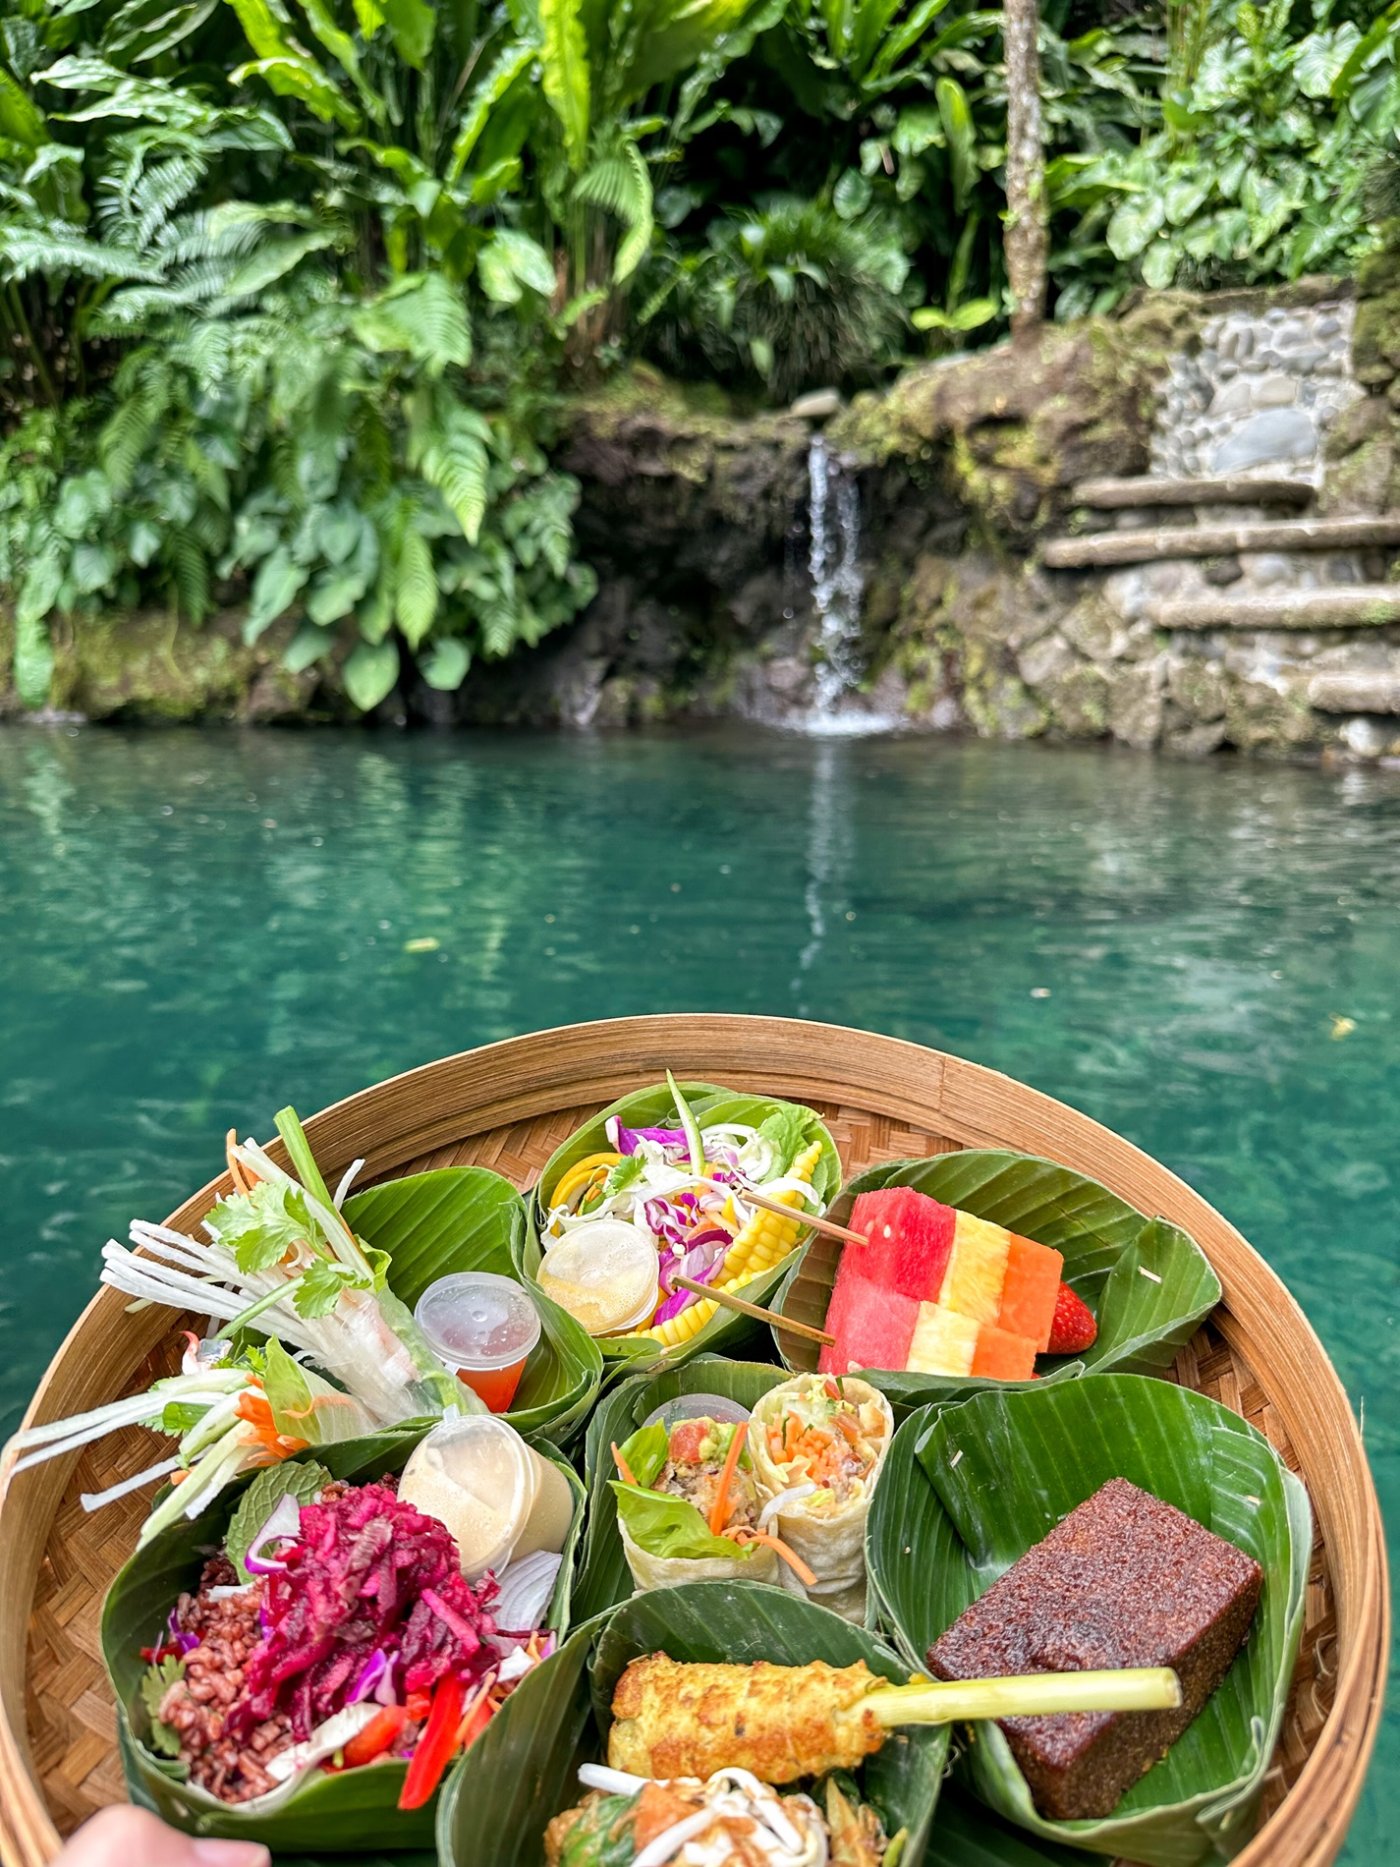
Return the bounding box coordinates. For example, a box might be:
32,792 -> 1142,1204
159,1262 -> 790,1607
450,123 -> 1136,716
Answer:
820,1268 -> 917,1375
998,1233 -> 1064,1351
970,1320 -> 1038,1382
849,1187 -> 956,1302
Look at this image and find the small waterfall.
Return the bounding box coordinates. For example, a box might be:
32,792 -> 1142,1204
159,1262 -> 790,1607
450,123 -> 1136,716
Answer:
808,437 -> 865,714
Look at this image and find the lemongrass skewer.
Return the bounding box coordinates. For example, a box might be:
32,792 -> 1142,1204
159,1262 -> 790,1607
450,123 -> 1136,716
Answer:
865,1667 -> 1182,1726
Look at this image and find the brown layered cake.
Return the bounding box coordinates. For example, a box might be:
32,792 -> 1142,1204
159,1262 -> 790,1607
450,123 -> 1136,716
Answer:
926,1477 -> 1264,1820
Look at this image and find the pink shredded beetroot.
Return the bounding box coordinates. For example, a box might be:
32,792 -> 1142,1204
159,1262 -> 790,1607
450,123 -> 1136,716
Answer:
230,1481 -> 497,1741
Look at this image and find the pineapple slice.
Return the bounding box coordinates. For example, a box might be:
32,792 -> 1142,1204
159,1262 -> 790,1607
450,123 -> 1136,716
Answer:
942,1212 -> 1011,1324
907,1302 -> 979,1377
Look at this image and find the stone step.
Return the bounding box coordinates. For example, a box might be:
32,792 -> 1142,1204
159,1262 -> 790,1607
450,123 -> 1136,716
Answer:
1073,474 -> 1315,510
1148,587 -> 1400,630
1306,671 -> 1400,715
1043,514 -> 1400,570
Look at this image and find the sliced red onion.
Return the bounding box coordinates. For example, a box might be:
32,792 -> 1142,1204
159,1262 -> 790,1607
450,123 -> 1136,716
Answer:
609,1120 -> 689,1156
244,1493 -> 303,1574
348,1648 -> 390,1705
492,1550 -> 562,1634
657,1236 -> 728,1299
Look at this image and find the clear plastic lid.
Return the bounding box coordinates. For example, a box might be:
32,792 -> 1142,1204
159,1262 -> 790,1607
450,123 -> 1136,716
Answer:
538,1222 -> 658,1337
643,1393 -> 753,1430
414,1271 -> 541,1371
397,1413 -> 571,1580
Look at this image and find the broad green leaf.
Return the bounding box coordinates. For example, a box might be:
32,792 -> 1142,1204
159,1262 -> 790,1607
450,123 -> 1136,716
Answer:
1106,191 -> 1166,261
244,545 -> 307,643
833,168 -> 872,219
573,1356 -> 787,1620
774,1151 -> 1221,1409
526,1083 -> 840,1376
437,1581 -> 948,1867
420,637 -> 471,691
935,75 -> 975,212
866,1378 -> 1311,1866
539,0 -> 590,172
352,273 -> 471,372
381,0 -> 435,69
230,57 -> 361,131
104,1424 -> 584,1853
344,1168 -> 602,1442
342,637 -> 400,710
447,40 -> 539,184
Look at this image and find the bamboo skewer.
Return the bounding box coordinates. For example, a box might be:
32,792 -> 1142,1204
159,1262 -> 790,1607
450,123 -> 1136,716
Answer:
672,1275 -> 835,1346
739,1186 -> 869,1248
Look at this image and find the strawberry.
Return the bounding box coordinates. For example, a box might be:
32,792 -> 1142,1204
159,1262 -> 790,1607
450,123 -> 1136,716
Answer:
1047,1283 -> 1097,1355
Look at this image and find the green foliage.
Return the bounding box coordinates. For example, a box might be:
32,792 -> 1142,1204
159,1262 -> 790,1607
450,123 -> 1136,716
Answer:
640,196 -> 910,399
1061,0 -> 1400,307
3,0 -> 1400,708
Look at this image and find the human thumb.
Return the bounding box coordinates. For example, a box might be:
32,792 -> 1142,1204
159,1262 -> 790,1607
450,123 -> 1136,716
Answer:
55,1806 -> 270,1867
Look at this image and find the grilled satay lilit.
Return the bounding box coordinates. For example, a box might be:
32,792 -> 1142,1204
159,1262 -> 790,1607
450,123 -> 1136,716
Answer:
607,1655 -> 1183,1786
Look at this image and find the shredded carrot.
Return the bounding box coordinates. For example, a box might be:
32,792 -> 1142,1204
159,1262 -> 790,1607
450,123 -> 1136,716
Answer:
611,1441 -> 638,1488
835,1411 -> 862,1447
824,1377 -> 841,1400
708,1420 -> 748,1536
730,1528 -> 817,1588
226,1128 -> 252,1194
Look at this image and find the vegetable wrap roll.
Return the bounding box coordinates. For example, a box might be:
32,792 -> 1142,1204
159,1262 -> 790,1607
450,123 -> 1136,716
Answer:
609,1415 -> 798,1594
748,1375 -> 894,1622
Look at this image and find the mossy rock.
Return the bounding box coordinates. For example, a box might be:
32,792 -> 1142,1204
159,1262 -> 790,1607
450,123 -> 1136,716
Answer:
44,609 -> 315,722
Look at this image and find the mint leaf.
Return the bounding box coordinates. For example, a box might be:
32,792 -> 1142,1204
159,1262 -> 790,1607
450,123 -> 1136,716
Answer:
207,1181 -> 314,1275
293,1258 -> 358,1318
226,1459 -> 331,1579
160,1401 -> 206,1434
140,1656 -> 186,1759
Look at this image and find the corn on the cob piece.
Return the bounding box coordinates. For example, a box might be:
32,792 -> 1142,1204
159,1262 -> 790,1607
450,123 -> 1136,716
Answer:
637,1141 -> 825,1346
719,1140 -> 824,1282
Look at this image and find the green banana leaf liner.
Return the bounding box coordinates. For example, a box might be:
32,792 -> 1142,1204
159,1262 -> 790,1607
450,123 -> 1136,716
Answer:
774,1151 -> 1222,1409
102,1424 -> 587,1855
436,1580 -> 948,1867
865,1375 -> 1311,1867
524,1080 -> 841,1377
572,1354 -> 793,1621
345,1165 -> 603,1443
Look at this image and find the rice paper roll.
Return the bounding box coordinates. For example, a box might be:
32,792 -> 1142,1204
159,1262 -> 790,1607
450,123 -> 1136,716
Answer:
609,1416 -> 779,1596
748,1374 -> 894,1622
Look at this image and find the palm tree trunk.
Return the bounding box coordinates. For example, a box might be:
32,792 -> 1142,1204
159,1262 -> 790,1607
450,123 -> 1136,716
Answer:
1004,0 -> 1047,338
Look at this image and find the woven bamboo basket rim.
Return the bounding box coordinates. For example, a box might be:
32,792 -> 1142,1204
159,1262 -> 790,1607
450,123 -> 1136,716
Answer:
0,1014 -> 1386,1867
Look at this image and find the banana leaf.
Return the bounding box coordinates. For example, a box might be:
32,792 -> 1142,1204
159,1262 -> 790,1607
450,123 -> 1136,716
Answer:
524,1081 -> 842,1377
436,1580 -> 949,1867
572,1355 -> 790,1621
775,1151 -> 1221,1410
865,1376 -> 1311,1866
102,1424 -> 587,1855
345,1166 -> 603,1443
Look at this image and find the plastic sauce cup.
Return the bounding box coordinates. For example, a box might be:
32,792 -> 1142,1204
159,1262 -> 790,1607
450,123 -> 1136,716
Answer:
414,1271 -> 542,1413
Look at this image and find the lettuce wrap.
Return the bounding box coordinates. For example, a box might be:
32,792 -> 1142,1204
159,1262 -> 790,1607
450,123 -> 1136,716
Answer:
748,1374 -> 894,1623
608,1415 -> 780,1593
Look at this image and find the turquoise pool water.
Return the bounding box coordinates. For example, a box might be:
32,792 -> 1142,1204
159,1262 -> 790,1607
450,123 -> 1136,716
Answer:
0,722 -> 1394,1860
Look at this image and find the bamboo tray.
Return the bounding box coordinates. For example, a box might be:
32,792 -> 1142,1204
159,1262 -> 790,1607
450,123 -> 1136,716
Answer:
0,1016 -> 1386,1867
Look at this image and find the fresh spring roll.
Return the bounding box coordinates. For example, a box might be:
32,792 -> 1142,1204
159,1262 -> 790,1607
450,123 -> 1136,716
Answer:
608,1415 -> 780,1593
748,1374 -> 894,1622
